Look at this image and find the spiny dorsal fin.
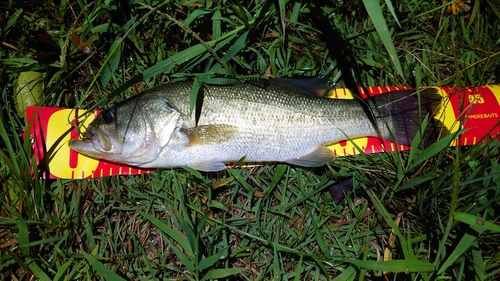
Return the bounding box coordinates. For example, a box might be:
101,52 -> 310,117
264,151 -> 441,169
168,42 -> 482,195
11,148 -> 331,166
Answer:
271,77 -> 335,98
181,124 -> 238,146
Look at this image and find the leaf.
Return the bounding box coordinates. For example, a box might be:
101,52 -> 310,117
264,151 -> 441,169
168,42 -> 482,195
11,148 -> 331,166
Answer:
200,268 -> 241,281
362,0 -> 403,77
212,10 -> 222,39
15,71 -> 44,115
82,252 -> 126,281
332,266 -> 357,281
100,38 -> 122,87
91,23 -> 121,33
4,204 -> 30,256
189,77 -> 203,122
138,211 -> 193,257
207,200 -> 228,211
198,248 -> 229,271
196,212 -> 210,234
220,30 -> 249,64
25,258 -> 52,281
142,38 -> 223,81
406,114 -> 429,165
53,259 -> 74,281
398,172 -> 437,191
383,0 -> 401,26
181,216 -> 198,257
265,164 -> 288,197
454,212 -> 500,233
437,228 -> 481,275
315,229 -> 330,254
293,255 -> 304,281
139,211 -> 195,272
349,259 -> 434,272
7,9 -> 23,30
485,0 -> 500,21
184,9 -> 212,29
471,242 -> 485,281
407,129 -> 466,171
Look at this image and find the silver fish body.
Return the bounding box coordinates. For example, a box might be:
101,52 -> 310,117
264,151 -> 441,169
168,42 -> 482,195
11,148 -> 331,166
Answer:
69,78 -> 443,171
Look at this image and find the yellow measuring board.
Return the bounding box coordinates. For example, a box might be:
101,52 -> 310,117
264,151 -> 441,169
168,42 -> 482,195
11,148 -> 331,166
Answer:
26,85 -> 500,179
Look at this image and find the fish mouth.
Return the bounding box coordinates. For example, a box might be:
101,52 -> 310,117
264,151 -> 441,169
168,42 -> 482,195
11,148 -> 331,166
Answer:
69,127 -> 116,156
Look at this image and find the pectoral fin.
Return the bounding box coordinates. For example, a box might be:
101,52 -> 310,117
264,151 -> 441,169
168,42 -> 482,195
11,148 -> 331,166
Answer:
182,124 -> 238,146
285,146 -> 335,167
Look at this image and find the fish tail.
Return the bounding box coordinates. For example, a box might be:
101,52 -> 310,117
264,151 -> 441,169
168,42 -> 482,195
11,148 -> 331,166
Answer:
369,88 -> 449,146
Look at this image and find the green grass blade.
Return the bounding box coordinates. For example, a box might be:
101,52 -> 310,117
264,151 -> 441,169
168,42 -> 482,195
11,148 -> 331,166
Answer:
349,259 -> 434,273
82,252 -> 127,281
437,227 -> 481,275
366,190 -> 412,259
25,258 -> 51,281
138,210 -> 194,257
362,0 -> 403,77
3,204 -> 30,256
219,30 -> 249,65
485,0 -> 500,20
407,129 -> 465,171
471,241 -> 485,281
189,77 -> 203,118
212,10 -> 222,39
292,254 -> 304,281
383,0 -> 401,26
184,9 -> 212,29
100,37 -> 122,87
454,212 -> 500,232
197,247 -> 230,271
332,266 -> 357,281
53,259 -> 74,281
398,172 -> 437,191
6,9 -> 23,30
200,268 -> 242,281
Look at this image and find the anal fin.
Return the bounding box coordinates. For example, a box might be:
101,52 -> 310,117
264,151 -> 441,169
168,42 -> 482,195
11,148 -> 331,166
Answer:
189,160 -> 227,172
285,146 -> 335,167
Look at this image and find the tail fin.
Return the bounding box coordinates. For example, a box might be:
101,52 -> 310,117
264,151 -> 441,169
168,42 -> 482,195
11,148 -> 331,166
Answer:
369,88 -> 449,146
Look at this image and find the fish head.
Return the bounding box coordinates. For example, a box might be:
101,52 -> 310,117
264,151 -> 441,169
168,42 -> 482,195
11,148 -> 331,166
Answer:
69,95 -> 182,166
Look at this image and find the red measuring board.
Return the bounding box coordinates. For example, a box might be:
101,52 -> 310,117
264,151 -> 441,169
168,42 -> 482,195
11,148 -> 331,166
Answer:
26,85 -> 500,179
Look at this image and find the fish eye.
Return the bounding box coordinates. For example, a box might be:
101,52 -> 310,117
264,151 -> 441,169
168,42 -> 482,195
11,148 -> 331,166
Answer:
100,109 -> 115,124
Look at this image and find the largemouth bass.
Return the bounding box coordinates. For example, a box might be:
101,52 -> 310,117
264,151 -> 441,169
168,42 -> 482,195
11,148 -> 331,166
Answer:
69,78 -> 445,172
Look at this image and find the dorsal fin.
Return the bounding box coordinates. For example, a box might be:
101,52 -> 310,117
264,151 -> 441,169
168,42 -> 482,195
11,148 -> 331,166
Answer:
271,77 -> 335,98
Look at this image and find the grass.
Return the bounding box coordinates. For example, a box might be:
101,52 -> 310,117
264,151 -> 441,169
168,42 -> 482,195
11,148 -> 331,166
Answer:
1,0 -> 500,280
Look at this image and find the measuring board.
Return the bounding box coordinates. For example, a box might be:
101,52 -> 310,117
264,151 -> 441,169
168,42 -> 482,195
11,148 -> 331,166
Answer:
26,85 -> 500,179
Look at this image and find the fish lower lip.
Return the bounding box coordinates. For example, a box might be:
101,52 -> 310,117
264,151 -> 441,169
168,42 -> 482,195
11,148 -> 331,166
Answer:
80,134 -> 94,142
